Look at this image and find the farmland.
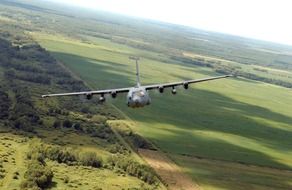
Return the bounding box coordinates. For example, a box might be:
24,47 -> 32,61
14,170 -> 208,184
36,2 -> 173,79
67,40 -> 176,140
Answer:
1,0 -> 292,189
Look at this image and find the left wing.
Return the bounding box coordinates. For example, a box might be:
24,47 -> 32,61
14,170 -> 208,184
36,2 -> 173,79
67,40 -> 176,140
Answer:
144,75 -> 232,91
41,87 -> 131,98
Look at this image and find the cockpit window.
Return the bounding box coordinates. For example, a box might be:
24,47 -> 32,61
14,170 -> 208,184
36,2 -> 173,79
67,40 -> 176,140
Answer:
133,90 -> 145,97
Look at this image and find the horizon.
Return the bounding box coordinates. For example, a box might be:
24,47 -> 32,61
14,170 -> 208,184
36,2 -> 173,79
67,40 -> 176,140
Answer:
47,0 -> 292,46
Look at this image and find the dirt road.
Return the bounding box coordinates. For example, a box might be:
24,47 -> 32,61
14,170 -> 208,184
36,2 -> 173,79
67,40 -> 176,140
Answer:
139,149 -> 201,190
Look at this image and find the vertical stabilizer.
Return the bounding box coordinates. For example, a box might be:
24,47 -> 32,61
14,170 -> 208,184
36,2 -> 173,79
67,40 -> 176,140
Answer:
129,56 -> 141,87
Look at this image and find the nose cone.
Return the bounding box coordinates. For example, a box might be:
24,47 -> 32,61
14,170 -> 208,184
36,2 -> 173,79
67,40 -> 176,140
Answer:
133,97 -> 140,104
128,95 -> 149,108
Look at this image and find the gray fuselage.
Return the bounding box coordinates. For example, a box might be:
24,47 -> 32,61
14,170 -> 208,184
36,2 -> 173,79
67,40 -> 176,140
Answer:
127,87 -> 151,108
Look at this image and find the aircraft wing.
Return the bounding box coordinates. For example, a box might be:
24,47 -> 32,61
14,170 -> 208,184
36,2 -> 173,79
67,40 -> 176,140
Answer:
144,75 -> 232,90
41,87 -> 131,98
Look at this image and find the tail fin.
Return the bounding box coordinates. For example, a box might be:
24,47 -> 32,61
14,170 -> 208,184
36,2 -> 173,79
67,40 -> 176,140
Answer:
129,56 -> 141,87
136,59 -> 141,87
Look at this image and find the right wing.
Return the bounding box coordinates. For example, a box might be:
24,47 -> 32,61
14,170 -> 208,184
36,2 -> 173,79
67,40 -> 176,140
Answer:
41,87 -> 131,98
144,75 -> 232,91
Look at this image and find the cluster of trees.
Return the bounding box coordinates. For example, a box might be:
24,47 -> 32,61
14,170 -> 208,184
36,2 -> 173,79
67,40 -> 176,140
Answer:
53,119 -> 130,155
0,35 -> 112,142
62,119 -> 73,128
25,139 -> 159,185
21,141 -> 54,190
21,44 -> 56,64
170,55 -> 215,68
52,119 -> 115,141
0,39 -> 54,65
107,143 -> 129,154
56,78 -> 86,91
253,67 -> 268,73
116,126 -> 156,151
8,84 -> 41,132
0,37 -> 86,92
88,124 -> 114,140
171,54 -> 292,88
0,88 -> 11,120
20,160 -> 54,190
0,35 -> 96,131
79,152 -> 103,168
120,131 -> 156,151
111,37 -> 166,54
1,60 -> 43,73
0,38 -> 16,62
107,155 -> 159,185
48,108 -> 69,116
0,38 -> 53,85
27,140 -> 103,168
216,66 -> 292,88
128,133 -> 156,150
0,79 -> 41,132
4,69 -> 51,85
44,146 -> 78,165
2,32 -> 118,119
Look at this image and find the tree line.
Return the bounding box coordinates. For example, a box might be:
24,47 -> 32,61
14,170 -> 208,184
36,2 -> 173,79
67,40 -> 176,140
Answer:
171,55 -> 292,88
0,35 -> 99,132
21,139 -> 159,189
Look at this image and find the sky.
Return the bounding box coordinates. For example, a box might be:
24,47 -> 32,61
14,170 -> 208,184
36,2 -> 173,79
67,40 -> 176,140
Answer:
50,0 -> 292,45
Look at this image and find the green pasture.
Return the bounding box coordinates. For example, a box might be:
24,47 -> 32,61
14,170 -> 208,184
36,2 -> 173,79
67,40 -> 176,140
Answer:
175,155 -> 292,190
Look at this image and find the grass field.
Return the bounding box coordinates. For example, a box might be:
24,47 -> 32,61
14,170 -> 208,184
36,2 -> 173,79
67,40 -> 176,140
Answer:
33,33 -> 292,189
0,133 -> 28,190
0,126 -> 164,190
48,160 -> 153,190
175,155 -> 292,190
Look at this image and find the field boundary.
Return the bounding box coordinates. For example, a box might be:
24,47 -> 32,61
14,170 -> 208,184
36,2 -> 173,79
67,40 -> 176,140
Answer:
176,153 -> 292,174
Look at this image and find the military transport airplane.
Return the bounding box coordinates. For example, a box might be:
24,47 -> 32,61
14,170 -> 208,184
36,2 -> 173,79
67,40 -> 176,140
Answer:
42,58 -> 231,108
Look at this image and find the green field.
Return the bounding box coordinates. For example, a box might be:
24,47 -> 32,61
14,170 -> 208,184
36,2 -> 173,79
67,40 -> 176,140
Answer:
0,128 -> 163,190
34,33 -> 292,189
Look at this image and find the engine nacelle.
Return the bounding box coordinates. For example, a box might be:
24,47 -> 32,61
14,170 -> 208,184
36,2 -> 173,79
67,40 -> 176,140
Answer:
171,88 -> 177,95
158,86 -> 164,93
111,91 -> 117,98
183,82 -> 189,89
86,93 -> 93,100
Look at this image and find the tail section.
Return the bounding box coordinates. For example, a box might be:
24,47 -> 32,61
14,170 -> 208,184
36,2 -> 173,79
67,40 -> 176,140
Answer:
129,56 -> 141,87
136,59 -> 141,87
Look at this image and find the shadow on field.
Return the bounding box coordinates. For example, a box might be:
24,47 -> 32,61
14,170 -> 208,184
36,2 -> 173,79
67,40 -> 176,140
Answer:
140,90 -> 292,167
156,126 -> 290,169
173,154 -> 292,190
195,167 -> 292,190
124,91 -> 292,171
48,52 -> 292,172
50,52 -> 136,89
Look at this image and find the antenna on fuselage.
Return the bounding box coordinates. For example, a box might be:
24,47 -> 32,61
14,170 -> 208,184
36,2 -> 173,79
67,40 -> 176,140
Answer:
129,56 -> 141,87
